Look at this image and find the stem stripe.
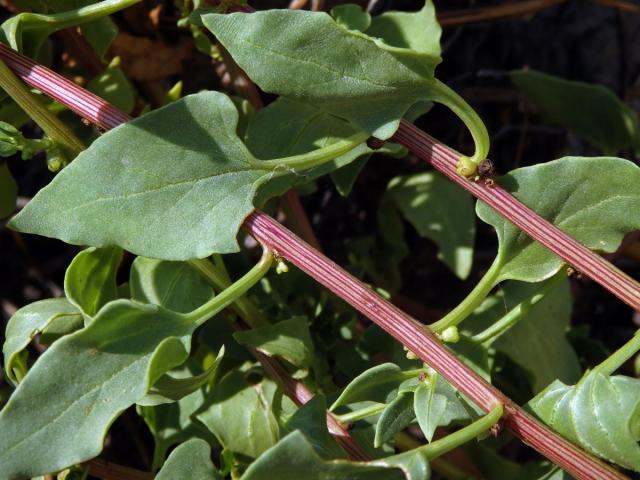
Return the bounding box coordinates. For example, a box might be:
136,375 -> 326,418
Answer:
392,121 -> 640,312
0,43 -> 627,479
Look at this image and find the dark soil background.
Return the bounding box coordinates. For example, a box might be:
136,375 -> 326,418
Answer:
1,0 -> 640,477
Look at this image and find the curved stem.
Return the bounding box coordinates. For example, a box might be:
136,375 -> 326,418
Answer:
20,0 -> 142,30
188,256 -> 263,327
592,330 -> 640,376
430,257 -> 502,333
0,59 -> 84,158
422,404 -> 503,460
185,246 -> 273,326
471,271 -> 565,344
429,78 -> 490,175
255,132 -> 368,171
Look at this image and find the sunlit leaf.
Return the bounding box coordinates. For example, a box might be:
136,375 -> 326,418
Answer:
202,5 -> 442,140
529,371 -> 640,472
477,157 -> 640,282
0,300 -> 194,478
10,92 -> 316,259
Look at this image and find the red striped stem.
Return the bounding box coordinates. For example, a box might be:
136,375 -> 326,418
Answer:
392,121 -> 640,313
0,43 -> 627,479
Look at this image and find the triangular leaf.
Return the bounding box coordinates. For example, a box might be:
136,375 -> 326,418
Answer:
0,300 -> 195,478
477,157 -> 640,283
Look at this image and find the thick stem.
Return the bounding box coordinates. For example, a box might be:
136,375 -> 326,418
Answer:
430,257 -> 502,333
592,330 -> 640,376
244,210 -> 626,480
190,257 -> 372,461
0,59 -> 84,157
392,120 -> 640,314
1,45 -> 627,480
471,271 -> 565,344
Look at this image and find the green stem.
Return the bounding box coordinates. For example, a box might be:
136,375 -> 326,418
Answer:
422,404 -> 503,460
429,78 -> 490,175
592,329 -> 640,376
430,258 -> 502,333
255,132 -> 368,171
395,432 -> 473,479
471,271 -> 565,344
185,246 -> 273,326
0,59 -> 84,158
19,0 -> 142,31
188,256 -> 264,328
334,403 -> 386,423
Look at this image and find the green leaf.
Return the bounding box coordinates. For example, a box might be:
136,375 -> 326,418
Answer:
130,257 -> 215,313
330,4 -> 371,32
138,371 -> 216,470
233,316 -> 314,369
80,17 -> 117,58
512,69 -> 640,155
139,346 -> 225,407
245,97 -> 393,200
0,162 -> 17,218
366,2 -> 441,58
39,310 -> 85,344
283,395 -> 346,459
10,92 -> 303,259
155,438 -> 220,480
0,300 -> 195,478
374,390 -> 415,447
197,370 -> 280,459
0,0 -> 132,58
242,430 -> 430,480
413,382 -> 447,442
87,64 -> 135,114
386,172 -> 475,279
477,157 -> 640,283
492,279 -> 580,393
330,363 -> 412,410
64,246 -> 122,318
202,7 -> 443,140
2,297 -> 81,385
529,371 -> 640,472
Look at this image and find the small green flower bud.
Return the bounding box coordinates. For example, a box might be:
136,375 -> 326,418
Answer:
438,326 -> 460,344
